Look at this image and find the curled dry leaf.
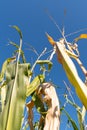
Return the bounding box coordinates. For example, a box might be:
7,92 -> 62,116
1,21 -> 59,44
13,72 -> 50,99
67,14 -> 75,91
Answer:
26,101 -> 34,130
41,82 -> 60,130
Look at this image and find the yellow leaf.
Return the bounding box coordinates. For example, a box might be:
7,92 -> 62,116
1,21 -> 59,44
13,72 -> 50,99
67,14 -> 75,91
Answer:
56,42 -> 87,110
75,34 -> 87,42
46,32 -> 56,45
47,35 -> 87,109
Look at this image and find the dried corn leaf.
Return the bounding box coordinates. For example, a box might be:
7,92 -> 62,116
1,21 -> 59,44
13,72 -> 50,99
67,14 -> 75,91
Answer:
26,101 -> 34,130
47,34 -> 87,110
74,34 -> 87,42
41,83 -> 60,130
46,33 -> 56,45
55,41 -> 87,110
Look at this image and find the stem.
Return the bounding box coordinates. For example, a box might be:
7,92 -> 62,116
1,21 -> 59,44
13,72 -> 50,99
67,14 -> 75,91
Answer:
29,48 -> 47,83
6,38 -> 22,130
63,81 -> 75,104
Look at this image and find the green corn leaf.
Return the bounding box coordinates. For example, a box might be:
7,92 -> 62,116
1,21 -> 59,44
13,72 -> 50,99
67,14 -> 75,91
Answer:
9,41 -> 26,63
32,92 -> 46,116
63,108 -> 79,130
0,85 -> 6,112
64,95 -> 84,130
15,50 -> 26,63
77,110 -> 84,130
11,25 -> 23,38
0,57 -> 16,82
9,41 -> 19,49
0,88 -> 2,112
0,63 -> 30,130
36,60 -> 53,71
32,92 -> 46,130
26,75 -> 45,97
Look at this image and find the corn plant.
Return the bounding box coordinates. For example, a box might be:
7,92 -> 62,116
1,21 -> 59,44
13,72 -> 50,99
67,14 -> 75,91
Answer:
0,26 -> 60,130
46,32 -> 87,130
1,24 -> 87,130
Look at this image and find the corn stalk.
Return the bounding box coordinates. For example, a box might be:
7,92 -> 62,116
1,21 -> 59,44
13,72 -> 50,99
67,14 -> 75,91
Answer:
0,25 -> 60,130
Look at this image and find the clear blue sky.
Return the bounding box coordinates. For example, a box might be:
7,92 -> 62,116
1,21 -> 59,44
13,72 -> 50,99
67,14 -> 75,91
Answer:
0,0 -> 87,129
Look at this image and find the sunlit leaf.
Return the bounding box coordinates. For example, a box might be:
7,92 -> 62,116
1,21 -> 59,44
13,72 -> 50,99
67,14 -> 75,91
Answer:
26,75 -> 45,97
0,57 -> 16,82
82,106 -> 86,122
74,34 -> 87,42
47,36 -> 87,110
56,41 -> 87,110
64,95 -> 84,130
46,32 -> 55,45
77,109 -> 84,130
0,63 -> 30,130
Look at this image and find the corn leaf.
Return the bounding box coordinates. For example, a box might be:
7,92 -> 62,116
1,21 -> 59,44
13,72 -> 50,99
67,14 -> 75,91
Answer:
32,92 -> 46,116
46,32 -> 56,45
9,41 -> 26,63
26,75 -> 45,97
36,60 -> 53,71
77,110 -> 84,130
56,42 -> 87,110
11,25 -> 23,39
63,108 -> 79,130
0,63 -> 30,130
9,41 -> 19,49
47,34 -> 87,110
74,34 -> 87,42
0,57 -> 16,82
65,95 -> 84,130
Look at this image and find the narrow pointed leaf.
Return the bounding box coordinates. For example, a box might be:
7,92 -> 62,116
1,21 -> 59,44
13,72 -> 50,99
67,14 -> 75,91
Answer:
77,110 -> 84,130
74,34 -> 87,42
9,41 -> 26,63
11,25 -> 23,38
63,109 -> 79,130
46,32 -> 56,45
9,41 -> 19,49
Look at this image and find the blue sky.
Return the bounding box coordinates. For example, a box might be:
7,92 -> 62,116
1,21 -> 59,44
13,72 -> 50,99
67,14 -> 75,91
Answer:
0,0 -> 87,129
